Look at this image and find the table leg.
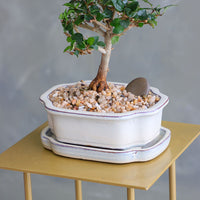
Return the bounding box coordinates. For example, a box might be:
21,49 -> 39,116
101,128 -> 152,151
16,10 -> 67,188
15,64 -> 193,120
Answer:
23,172 -> 32,200
169,161 -> 176,200
127,188 -> 135,200
75,180 -> 82,200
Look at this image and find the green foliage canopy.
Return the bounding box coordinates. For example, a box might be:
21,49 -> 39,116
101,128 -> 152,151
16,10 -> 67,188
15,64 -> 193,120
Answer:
59,0 -> 172,56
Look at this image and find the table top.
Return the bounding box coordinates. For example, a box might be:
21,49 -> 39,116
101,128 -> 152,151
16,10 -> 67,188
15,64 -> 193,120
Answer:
0,121 -> 199,190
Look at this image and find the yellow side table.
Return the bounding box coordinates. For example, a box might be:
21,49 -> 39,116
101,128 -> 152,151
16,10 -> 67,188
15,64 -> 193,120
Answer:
0,121 -> 199,200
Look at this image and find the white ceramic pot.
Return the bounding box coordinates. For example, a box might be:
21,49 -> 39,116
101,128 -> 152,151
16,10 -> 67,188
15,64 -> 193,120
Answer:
40,81 -> 169,149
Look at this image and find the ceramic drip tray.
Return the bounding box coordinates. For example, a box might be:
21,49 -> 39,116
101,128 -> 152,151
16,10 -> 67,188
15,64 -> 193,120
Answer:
41,126 -> 171,164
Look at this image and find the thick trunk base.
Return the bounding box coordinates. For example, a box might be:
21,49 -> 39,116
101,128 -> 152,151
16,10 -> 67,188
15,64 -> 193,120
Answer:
89,77 -> 108,92
89,33 -> 112,92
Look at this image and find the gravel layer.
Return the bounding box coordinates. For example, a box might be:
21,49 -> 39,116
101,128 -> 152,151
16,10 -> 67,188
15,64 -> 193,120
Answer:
49,81 -> 160,113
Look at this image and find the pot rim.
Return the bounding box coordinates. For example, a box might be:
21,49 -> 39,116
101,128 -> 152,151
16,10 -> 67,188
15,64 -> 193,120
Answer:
40,80 -> 169,120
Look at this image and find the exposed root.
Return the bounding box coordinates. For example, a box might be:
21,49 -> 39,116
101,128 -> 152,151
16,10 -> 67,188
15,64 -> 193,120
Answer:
89,78 -> 109,92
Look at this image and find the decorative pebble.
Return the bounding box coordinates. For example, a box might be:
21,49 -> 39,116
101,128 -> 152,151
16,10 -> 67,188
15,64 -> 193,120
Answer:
48,81 -> 160,113
126,77 -> 150,96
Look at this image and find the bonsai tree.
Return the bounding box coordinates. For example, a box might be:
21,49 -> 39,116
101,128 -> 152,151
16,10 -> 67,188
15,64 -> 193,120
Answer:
59,0 -> 172,92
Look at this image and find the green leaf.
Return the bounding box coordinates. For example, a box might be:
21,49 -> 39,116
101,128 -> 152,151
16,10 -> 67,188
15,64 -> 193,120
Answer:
138,22 -> 144,27
96,13 -> 104,21
103,7 -> 113,19
63,3 -> 74,7
66,22 -> 74,35
111,0 -> 125,12
86,36 -> 99,46
59,13 -> 65,20
110,18 -> 121,27
137,9 -> 148,20
126,1 -> 138,12
63,46 -> 71,52
75,2 -> 80,9
124,8 -> 133,17
74,15 -> 84,25
124,1 -> 139,17
71,40 -> 76,50
93,36 -> 99,44
74,50 -> 79,57
148,19 -> 157,28
111,36 -> 119,44
120,19 -> 130,29
89,5 -> 100,15
148,13 -> 156,21
142,0 -> 152,7
113,25 -> 124,34
111,18 -> 129,34
85,14 -> 94,21
93,44 -> 98,50
86,0 -> 93,4
67,36 -> 73,42
161,5 -> 177,14
71,33 -> 84,43
64,9 -> 68,18
111,18 -> 129,28
77,41 -> 86,49
153,20 -> 157,26
102,0 -> 112,5
66,9 -> 75,16
87,37 -> 95,45
97,41 -> 105,47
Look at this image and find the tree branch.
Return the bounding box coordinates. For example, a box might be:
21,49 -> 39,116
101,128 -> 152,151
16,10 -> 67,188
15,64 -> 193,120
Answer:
112,20 -> 149,37
98,46 -> 106,54
91,19 -> 110,31
64,32 -> 71,37
74,25 -> 80,33
112,24 -> 136,37
79,23 -> 105,37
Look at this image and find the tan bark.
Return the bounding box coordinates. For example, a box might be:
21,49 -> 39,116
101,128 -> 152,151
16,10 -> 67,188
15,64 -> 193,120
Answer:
89,33 -> 112,92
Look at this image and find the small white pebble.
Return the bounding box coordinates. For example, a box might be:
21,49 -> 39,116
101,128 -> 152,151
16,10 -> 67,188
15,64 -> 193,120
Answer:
49,81 -> 160,113
86,102 -> 92,108
78,106 -> 85,111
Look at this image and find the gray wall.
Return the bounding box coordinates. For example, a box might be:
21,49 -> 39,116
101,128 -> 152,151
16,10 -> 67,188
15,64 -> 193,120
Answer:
0,0 -> 199,199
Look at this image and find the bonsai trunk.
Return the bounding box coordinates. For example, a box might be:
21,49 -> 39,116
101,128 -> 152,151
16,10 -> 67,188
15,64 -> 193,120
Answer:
89,33 -> 112,92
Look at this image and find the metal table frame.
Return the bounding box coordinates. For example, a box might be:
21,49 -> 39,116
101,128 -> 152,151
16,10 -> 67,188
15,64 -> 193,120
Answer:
0,121 -> 199,200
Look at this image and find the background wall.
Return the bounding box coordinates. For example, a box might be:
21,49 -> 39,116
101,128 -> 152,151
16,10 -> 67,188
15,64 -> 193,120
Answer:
0,0 -> 199,199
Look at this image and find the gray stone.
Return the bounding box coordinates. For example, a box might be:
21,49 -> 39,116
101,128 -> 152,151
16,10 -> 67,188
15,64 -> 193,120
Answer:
126,77 -> 150,96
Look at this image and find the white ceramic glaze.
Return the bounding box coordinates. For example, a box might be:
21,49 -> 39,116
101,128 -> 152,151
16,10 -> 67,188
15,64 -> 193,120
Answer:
40,81 -> 169,149
41,126 -> 171,163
